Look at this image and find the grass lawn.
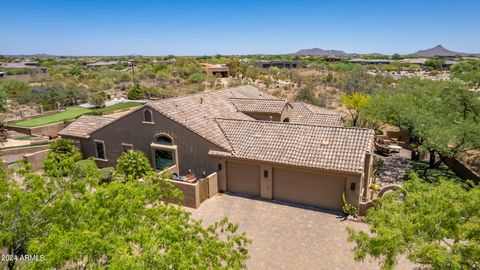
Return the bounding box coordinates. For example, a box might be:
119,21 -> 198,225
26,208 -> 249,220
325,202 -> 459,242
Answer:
12,102 -> 142,127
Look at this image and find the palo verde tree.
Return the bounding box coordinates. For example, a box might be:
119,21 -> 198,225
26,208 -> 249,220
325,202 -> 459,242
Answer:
451,59 -> 480,91
363,78 -> 480,168
347,174 -> 480,270
341,92 -> 371,127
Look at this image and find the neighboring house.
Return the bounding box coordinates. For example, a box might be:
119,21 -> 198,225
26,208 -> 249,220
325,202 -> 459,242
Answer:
201,63 -> 230,77
60,86 -> 373,211
257,61 -> 300,69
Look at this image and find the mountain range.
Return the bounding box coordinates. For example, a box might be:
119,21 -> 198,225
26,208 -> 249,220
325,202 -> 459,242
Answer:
295,45 -> 479,57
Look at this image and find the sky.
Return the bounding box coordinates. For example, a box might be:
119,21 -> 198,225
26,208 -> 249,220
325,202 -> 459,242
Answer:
1,0 -> 480,56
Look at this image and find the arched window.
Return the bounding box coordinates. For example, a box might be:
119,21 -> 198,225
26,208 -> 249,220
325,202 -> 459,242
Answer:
155,134 -> 173,145
144,110 -> 153,122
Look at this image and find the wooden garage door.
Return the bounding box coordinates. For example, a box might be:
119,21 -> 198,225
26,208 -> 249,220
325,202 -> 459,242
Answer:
273,168 -> 345,210
227,161 -> 260,196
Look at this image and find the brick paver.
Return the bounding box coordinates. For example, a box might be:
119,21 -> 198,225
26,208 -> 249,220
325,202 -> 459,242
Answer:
189,193 -> 416,270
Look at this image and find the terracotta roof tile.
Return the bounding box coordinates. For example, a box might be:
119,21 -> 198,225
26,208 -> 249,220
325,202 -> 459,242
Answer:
211,119 -> 374,174
290,102 -> 344,126
59,115 -> 117,139
229,98 -> 288,114
147,86 -> 276,150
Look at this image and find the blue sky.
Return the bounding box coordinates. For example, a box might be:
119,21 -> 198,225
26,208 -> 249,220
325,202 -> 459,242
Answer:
1,0 -> 479,56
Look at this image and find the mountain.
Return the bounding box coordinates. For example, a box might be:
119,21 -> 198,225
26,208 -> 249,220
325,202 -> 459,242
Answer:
295,48 -> 347,56
411,45 -> 477,57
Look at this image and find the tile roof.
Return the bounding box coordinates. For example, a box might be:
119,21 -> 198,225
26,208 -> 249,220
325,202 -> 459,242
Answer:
59,115 -> 118,139
147,86 -> 276,150
210,119 -> 374,174
290,102 -> 343,126
230,98 -> 288,114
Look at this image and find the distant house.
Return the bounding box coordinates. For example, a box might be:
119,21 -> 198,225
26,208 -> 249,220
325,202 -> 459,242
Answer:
86,61 -> 120,68
347,58 -> 394,64
59,86 -> 374,211
257,60 -> 300,69
0,72 -> 5,78
201,63 -> 230,77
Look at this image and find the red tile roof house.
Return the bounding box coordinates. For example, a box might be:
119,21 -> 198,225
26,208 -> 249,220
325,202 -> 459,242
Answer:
59,86 -> 374,211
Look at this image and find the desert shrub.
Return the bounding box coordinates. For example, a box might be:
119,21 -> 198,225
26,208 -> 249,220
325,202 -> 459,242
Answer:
72,158 -> 100,181
116,150 -> 153,181
43,139 -> 82,177
188,72 -> 206,83
99,167 -> 115,183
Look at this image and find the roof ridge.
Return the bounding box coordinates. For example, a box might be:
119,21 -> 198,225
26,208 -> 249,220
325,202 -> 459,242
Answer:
229,97 -> 286,102
148,85 -> 258,104
215,118 -> 373,132
213,118 -> 234,152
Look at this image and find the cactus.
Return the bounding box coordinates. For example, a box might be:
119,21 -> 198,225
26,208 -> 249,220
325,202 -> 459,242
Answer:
342,192 -> 359,218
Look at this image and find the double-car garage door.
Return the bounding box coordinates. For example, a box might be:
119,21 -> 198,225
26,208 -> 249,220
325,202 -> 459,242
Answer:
226,161 -> 345,210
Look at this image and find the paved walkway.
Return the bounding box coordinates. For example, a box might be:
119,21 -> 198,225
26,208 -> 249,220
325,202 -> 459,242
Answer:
190,194 -> 416,270
375,148 -> 412,186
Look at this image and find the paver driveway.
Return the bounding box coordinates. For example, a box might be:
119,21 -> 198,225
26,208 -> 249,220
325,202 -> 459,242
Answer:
189,193 -> 415,270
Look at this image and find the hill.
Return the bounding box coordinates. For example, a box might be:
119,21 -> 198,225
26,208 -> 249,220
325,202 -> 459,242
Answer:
411,45 -> 478,57
295,48 -> 347,56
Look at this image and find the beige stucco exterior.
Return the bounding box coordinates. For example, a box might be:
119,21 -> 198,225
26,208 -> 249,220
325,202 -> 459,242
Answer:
216,157 -> 365,211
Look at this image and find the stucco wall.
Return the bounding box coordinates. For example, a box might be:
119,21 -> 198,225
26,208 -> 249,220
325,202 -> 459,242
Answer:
23,149 -> 48,171
81,107 -> 224,176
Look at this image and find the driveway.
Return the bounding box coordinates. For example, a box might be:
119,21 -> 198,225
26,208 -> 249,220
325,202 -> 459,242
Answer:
190,193 -> 415,270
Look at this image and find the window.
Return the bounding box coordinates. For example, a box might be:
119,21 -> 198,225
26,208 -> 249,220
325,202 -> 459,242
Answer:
122,143 -> 133,152
282,117 -> 290,123
143,109 -> 153,122
95,141 -> 106,160
156,135 -> 173,145
154,149 -> 174,170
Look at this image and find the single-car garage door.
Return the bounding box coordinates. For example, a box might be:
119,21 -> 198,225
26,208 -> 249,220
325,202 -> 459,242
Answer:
227,161 -> 260,196
273,167 -> 345,210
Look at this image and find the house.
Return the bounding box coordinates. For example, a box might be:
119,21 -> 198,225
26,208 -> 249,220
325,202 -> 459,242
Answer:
59,86 -> 373,211
347,58 -> 394,64
201,63 -> 230,77
257,61 -> 300,69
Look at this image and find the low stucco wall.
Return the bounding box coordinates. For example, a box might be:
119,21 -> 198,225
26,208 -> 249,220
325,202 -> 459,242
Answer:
23,149 -> 49,171
2,144 -> 49,156
164,172 -> 218,209
8,121 -> 65,136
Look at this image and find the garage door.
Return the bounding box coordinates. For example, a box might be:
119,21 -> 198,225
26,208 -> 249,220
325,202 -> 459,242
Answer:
227,161 -> 260,196
273,168 -> 345,210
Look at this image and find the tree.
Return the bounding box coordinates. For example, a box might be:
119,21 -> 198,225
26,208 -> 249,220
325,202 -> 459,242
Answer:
43,139 -> 82,177
348,174 -> 480,270
27,176 -> 250,269
0,79 -> 30,99
187,72 -> 206,83
425,58 -> 445,70
295,83 -> 324,107
89,90 -> 107,108
391,53 -> 402,60
0,165 -> 250,269
128,84 -> 144,100
451,59 -> 480,91
363,78 -> 480,168
341,92 -> 371,126
116,150 -> 153,181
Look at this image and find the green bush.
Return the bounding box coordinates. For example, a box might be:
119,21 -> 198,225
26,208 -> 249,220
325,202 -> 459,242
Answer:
99,167 -> 115,183
127,84 -> 143,100
116,150 -> 153,181
72,158 -> 100,181
187,72 -> 206,83
43,139 -> 82,177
